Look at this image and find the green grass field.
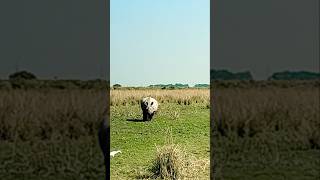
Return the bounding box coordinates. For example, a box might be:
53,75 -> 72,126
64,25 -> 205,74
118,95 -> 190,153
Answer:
110,102 -> 210,179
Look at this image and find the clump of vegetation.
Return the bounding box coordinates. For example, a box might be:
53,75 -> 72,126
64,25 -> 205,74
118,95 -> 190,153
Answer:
150,144 -> 188,179
194,84 -> 209,88
9,70 -> 37,80
145,129 -> 209,180
211,69 -> 253,80
112,84 -> 122,89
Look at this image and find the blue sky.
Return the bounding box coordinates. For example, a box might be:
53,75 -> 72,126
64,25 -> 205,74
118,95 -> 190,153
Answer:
110,0 -> 210,86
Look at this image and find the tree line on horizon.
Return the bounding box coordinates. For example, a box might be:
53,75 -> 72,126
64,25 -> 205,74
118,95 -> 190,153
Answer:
210,69 -> 320,81
0,71 -> 108,90
0,70 -> 319,90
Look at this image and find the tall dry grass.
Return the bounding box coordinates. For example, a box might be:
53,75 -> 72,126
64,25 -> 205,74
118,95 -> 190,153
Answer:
0,89 -> 108,179
110,89 -> 209,106
211,86 -> 320,179
0,89 -> 107,142
212,87 -> 319,146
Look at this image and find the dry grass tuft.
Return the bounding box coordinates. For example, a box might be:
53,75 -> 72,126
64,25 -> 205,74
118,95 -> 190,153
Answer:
151,144 -> 187,179
143,129 -> 209,180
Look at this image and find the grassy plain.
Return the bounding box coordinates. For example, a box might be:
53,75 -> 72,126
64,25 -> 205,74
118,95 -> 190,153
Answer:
110,89 -> 210,179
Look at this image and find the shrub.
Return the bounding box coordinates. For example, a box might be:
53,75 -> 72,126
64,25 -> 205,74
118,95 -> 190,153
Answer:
113,84 -> 121,89
9,71 -> 37,80
150,144 -> 187,179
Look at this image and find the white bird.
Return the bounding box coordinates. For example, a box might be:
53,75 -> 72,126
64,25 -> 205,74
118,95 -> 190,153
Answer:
110,150 -> 121,157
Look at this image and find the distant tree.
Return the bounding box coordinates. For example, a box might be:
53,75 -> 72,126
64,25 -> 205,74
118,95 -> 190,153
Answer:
210,70 -> 234,80
113,84 -> 122,88
174,83 -> 189,88
9,70 -> 37,80
211,69 -> 253,80
268,71 -> 320,80
194,84 -> 209,88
